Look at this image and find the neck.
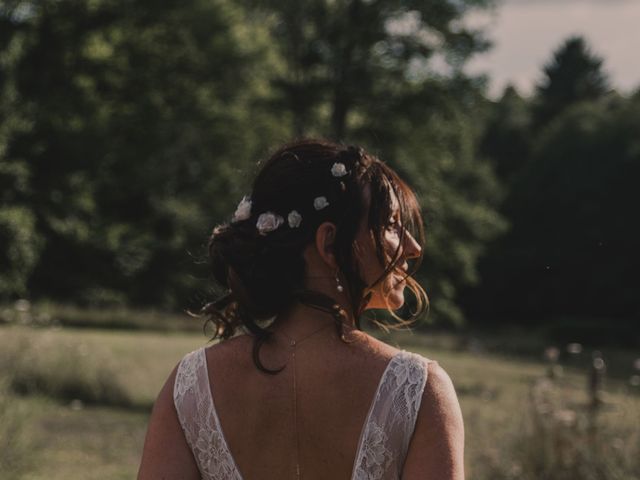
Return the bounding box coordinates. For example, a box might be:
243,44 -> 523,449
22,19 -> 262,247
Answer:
267,299 -> 359,345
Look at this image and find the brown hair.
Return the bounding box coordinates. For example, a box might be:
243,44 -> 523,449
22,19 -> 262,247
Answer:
198,139 -> 427,373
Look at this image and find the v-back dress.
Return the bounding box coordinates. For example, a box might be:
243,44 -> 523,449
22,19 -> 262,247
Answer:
173,347 -> 431,479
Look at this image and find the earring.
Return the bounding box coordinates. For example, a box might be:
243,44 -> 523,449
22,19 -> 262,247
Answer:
335,270 -> 344,293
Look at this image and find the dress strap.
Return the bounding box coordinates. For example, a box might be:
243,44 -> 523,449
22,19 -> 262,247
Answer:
173,347 -> 243,480
351,351 -> 429,479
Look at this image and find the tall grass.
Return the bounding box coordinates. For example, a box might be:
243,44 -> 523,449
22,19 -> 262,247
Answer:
1,321 -> 638,479
0,299 -> 200,332
0,330 -> 132,408
478,374 -> 640,479
0,380 -> 32,480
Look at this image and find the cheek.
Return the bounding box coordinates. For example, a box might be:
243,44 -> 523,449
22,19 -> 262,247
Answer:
372,275 -> 406,309
355,236 -> 382,282
355,230 -> 403,288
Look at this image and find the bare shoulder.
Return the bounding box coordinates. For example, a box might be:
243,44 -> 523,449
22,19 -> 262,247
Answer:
137,359 -> 200,480
350,331 -> 403,359
401,361 -> 465,480
422,361 -> 462,422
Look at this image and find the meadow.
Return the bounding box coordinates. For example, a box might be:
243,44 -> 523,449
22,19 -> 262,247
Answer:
1,306 -> 639,479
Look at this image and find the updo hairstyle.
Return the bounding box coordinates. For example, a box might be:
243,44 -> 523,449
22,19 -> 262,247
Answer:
200,139 -> 427,373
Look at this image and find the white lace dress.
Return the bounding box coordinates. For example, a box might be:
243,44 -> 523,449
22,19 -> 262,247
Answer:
173,347 -> 430,479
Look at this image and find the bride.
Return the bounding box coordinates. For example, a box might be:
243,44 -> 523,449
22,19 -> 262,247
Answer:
138,140 -> 464,479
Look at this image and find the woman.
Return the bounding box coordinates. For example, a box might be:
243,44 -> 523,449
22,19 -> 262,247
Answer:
138,140 -> 464,479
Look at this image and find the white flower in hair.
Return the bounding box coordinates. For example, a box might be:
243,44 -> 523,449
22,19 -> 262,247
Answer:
331,162 -> 348,177
232,196 -> 252,222
313,196 -> 330,210
288,210 -> 302,228
256,212 -> 284,235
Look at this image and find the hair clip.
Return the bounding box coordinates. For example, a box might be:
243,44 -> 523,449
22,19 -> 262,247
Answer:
232,196 -> 252,222
288,210 -> 302,228
256,212 -> 284,235
234,162 -> 346,236
313,196 -> 330,210
331,162 -> 348,177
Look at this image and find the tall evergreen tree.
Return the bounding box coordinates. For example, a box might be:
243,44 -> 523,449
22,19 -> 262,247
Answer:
533,35 -> 609,129
467,93 -> 640,340
480,85 -> 532,184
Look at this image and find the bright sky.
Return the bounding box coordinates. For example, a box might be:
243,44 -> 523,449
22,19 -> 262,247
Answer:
464,0 -> 640,98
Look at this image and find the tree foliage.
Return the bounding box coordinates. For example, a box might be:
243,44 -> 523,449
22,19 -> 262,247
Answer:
246,0 -> 503,324
480,85 -> 532,183
14,2 -> 636,332
1,0 -> 280,308
0,5 -> 41,297
462,35 -> 639,335
533,35 -> 609,129
469,93 -> 640,328
247,0 -> 493,138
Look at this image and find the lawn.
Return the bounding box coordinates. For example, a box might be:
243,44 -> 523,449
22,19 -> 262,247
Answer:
1,323 -> 638,479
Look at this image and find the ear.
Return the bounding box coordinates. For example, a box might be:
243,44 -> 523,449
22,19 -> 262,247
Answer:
315,222 -> 338,269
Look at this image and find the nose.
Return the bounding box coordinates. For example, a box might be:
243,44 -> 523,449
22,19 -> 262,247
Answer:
402,229 -> 422,260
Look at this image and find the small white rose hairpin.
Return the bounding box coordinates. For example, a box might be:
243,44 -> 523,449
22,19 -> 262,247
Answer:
331,162 -> 348,177
256,212 -> 284,235
288,210 -> 302,228
313,196 -> 329,210
232,196 -> 252,222
231,162 -> 347,235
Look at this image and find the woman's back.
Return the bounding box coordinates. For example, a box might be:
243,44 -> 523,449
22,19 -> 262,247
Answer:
137,141 -> 465,479
174,332 -> 431,479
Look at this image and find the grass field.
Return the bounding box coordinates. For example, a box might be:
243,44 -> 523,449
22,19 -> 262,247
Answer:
1,320 -> 639,479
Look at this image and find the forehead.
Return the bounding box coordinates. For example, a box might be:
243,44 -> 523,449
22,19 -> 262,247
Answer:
361,180 -> 399,219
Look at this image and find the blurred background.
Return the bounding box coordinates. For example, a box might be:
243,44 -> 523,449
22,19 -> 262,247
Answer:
1,0 -> 639,478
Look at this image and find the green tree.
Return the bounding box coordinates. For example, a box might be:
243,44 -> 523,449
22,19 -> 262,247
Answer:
248,0 -> 493,138
480,85 -> 533,183
470,94 -> 640,333
2,0 -> 505,327
248,0 -> 502,325
370,78 -> 507,326
0,5 -> 43,298
2,0 -> 280,307
533,35 -> 609,129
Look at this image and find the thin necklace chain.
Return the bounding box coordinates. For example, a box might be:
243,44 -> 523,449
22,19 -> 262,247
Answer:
272,320 -> 353,480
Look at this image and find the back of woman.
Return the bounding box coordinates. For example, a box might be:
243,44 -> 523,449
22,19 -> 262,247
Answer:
138,140 -> 464,480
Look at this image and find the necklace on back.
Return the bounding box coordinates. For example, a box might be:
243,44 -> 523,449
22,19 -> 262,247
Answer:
272,319 -> 354,479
